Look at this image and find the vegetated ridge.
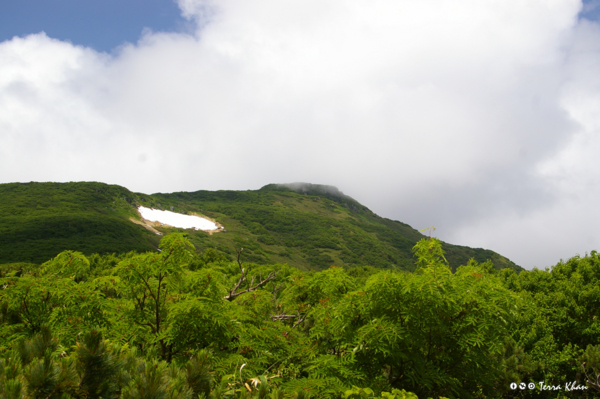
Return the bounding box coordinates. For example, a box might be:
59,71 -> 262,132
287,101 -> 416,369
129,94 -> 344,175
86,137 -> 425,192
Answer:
0,181 -> 522,271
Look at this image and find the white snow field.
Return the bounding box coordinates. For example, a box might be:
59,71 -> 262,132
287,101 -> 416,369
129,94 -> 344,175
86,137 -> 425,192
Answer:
138,206 -> 220,231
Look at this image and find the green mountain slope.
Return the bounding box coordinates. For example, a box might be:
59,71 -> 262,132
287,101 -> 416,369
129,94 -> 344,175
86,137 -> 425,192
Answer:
0,181 -> 522,271
0,182 -> 160,263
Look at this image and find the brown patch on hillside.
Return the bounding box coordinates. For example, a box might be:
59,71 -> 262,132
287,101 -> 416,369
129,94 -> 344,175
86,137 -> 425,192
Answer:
130,217 -> 163,235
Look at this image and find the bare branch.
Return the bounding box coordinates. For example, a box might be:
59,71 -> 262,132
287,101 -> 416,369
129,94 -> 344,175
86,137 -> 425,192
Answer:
270,310 -> 307,328
292,311 -> 307,328
271,283 -> 284,302
226,267 -> 247,300
236,247 -> 244,270
225,246 -> 282,301
270,314 -> 297,322
582,362 -> 600,391
271,283 -> 284,295
225,270 -> 281,301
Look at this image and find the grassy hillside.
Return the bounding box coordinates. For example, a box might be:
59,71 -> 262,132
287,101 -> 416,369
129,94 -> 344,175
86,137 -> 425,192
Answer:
0,181 -> 522,271
0,182 -> 160,263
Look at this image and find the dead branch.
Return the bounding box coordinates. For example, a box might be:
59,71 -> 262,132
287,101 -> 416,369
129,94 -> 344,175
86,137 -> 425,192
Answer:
236,247 -> 244,270
292,312 -> 307,328
271,282 -> 285,302
270,310 -> 307,329
225,270 -> 280,301
582,362 -> 600,391
227,267 -> 248,300
225,247 -> 281,301
270,314 -> 297,322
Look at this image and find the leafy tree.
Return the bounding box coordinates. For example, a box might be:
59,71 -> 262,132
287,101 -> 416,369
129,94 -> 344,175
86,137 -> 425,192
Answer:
0,230 -> 552,398
113,233 -> 194,361
0,252 -> 108,348
312,239 -> 522,398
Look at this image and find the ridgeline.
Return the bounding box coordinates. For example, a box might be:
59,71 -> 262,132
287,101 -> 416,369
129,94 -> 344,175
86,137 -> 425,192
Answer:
0,181 -> 521,271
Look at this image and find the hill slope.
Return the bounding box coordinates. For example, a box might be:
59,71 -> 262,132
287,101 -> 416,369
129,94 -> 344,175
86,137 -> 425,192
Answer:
0,181 -> 522,271
0,182 -> 160,264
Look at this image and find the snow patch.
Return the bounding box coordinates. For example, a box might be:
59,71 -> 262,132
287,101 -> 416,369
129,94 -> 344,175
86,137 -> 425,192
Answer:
138,206 -> 220,231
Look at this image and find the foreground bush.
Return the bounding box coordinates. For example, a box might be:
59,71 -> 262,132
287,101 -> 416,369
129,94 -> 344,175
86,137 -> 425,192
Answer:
0,233 -> 599,398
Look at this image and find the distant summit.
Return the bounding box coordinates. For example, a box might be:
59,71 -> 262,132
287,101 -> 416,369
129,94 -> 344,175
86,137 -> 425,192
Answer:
260,183 -> 368,213
262,182 -> 346,197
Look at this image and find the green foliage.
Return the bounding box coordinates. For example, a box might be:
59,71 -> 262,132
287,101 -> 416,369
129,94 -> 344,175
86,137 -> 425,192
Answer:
344,386 -> 419,399
0,182 -> 159,264
580,344 -> 600,392
318,244 -> 522,399
121,358 -> 174,399
189,248 -> 230,270
0,181 -> 522,273
74,330 -> 120,398
184,350 -> 213,398
41,251 -> 90,282
0,274 -> 56,338
23,352 -> 62,398
113,233 -> 195,361
3,229 -> 600,398
491,251 -> 600,397
411,237 -> 448,270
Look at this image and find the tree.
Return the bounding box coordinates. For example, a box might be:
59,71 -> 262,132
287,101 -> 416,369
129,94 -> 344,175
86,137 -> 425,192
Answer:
0,251 -> 108,347
310,238 -> 522,398
114,233 -> 194,361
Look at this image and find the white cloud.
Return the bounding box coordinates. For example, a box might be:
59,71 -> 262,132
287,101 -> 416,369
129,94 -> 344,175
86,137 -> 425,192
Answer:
1,0 -> 599,268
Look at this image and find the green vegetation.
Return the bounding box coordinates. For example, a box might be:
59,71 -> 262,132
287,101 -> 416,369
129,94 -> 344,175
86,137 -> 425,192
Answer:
0,233 -> 598,398
0,181 -> 521,272
5,180 -> 568,398
0,182 -> 160,263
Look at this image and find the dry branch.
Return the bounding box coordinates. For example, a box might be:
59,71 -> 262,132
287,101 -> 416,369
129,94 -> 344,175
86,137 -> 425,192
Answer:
224,247 -> 280,301
270,311 -> 307,329
270,314 -> 297,322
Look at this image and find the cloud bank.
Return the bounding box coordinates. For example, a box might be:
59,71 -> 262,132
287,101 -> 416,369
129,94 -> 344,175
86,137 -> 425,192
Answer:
1,0 -> 599,268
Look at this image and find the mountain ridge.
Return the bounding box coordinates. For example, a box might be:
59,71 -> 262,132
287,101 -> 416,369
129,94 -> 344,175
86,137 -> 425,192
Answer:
0,181 -> 522,272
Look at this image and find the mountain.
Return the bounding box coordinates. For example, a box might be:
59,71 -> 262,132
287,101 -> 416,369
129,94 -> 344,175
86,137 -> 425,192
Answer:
0,181 -> 522,271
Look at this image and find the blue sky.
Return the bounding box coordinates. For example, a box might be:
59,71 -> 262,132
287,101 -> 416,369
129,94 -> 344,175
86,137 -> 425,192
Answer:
2,0 -> 600,269
2,0 -> 599,53
0,0 -> 187,53
582,0 -> 600,20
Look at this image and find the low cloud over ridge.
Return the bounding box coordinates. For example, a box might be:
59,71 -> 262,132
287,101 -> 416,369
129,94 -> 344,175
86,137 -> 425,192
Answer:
1,0 -> 599,269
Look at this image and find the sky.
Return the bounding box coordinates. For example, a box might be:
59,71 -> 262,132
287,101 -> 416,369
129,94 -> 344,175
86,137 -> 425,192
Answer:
1,0 -> 600,270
